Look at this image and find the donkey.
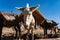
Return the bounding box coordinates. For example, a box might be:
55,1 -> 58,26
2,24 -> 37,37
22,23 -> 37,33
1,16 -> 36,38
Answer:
40,19 -> 58,38
0,12 -> 22,39
16,3 -> 40,40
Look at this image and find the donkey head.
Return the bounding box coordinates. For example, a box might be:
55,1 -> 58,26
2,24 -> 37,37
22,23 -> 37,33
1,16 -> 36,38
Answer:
16,3 -> 40,13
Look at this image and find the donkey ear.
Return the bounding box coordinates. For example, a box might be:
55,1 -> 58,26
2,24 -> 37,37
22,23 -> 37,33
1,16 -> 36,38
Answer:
15,7 -> 25,11
30,4 -> 40,12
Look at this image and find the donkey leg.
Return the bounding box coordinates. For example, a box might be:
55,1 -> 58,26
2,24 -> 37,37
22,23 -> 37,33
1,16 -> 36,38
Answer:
17,24 -> 21,38
26,25 -> 31,40
31,25 -> 35,40
14,26 -> 18,39
0,19 -> 3,40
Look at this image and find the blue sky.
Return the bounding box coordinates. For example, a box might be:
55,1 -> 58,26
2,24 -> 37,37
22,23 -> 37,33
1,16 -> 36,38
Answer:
0,0 -> 60,28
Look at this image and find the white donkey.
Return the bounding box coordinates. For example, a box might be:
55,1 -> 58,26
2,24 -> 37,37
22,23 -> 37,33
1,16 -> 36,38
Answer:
16,3 -> 40,40
16,3 -> 40,30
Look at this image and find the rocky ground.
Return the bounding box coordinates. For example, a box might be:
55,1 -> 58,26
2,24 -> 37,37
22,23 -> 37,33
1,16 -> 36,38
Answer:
1,27 -> 60,40
36,38 -> 60,40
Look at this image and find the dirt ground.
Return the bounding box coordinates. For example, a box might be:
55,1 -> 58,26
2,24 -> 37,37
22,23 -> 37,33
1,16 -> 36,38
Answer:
1,27 -> 60,40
